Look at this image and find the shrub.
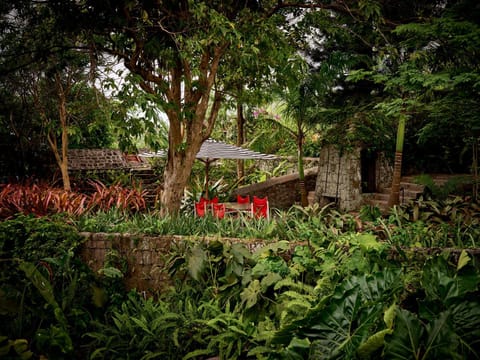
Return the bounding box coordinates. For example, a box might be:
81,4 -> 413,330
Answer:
0,215 -> 116,359
0,183 -> 89,218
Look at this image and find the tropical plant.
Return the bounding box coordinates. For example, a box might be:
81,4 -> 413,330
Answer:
0,215 -> 106,359
86,180 -> 147,213
384,255 -> 480,359
253,268 -> 403,359
0,182 -> 89,219
87,291 -> 221,360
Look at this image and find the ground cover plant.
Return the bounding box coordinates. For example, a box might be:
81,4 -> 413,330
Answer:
1,193 -> 480,359
0,215 -> 127,359
74,196 -> 480,250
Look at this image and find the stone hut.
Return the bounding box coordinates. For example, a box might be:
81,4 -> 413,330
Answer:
67,149 -> 157,203
313,145 -> 393,211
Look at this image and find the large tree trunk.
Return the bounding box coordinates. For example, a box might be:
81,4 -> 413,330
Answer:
160,147 -> 199,216
157,58 -> 223,215
125,40 -> 227,215
387,114 -> 406,208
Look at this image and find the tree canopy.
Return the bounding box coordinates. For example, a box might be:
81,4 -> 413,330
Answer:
1,0 -> 479,210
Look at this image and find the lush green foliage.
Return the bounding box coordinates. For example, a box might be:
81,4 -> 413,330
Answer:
75,197 -> 480,250
0,215 -> 106,358
83,223 -> 480,359
2,197 -> 480,358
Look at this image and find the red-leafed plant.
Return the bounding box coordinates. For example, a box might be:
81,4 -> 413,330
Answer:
0,179 -> 148,219
86,180 -> 147,213
0,183 -> 89,219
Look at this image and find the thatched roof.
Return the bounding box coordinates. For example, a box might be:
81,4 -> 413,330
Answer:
68,149 -> 129,171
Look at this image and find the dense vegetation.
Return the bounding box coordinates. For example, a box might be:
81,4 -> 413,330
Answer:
1,0 -> 479,359
1,184 -> 480,358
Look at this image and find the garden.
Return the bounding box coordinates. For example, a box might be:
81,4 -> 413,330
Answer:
1,180 -> 480,359
1,1 -> 480,359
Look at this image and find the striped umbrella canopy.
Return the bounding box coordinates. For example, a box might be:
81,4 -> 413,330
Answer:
138,139 -> 277,198
138,139 -> 277,161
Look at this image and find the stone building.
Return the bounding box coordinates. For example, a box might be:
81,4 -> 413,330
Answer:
313,145 -> 393,211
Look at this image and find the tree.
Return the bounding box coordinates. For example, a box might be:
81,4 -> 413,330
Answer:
30,55 -> 98,191
71,0 -> 301,214
0,1 -> 113,190
300,0 -> 480,208
255,73 -> 321,207
369,0 -> 480,206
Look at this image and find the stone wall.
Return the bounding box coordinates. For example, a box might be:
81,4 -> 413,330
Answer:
232,167 -> 318,209
81,232 -> 177,294
312,146 -> 394,211
314,146 -> 362,211
80,232 -> 292,295
81,232 -> 480,296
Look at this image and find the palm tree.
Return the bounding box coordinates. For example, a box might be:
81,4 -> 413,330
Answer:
255,80 -> 319,207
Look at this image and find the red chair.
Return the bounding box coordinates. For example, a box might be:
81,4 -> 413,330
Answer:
194,200 -> 208,217
251,196 -> 270,219
212,203 -> 226,219
237,194 -> 250,204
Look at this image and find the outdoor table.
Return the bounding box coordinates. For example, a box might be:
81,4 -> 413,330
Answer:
222,202 -> 251,216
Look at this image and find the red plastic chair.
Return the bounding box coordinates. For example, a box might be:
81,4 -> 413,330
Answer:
251,196 -> 270,219
237,194 -> 250,204
212,203 -> 226,219
194,200 -> 208,217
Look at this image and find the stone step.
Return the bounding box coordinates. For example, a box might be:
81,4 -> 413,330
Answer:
399,182 -> 424,192
380,188 -> 423,200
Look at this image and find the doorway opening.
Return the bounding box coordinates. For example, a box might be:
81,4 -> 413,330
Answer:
361,149 -> 377,193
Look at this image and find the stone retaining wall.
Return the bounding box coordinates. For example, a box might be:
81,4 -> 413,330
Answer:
81,232 -> 480,297
80,232 -> 284,295
232,167 -> 318,209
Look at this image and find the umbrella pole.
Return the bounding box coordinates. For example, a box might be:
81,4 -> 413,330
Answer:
204,161 -> 210,200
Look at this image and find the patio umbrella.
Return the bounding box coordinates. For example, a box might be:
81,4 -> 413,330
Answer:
138,139 -> 277,198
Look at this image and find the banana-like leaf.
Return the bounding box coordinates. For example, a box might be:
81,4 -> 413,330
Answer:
385,257 -> 480,360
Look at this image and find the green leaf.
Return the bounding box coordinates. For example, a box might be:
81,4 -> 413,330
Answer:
240,279 -> 261,309
12,339 -> 33,359
228,325 -> 248,336
260,272 -> 282,290
384,303 -> 397,328
456,250 -> 470,272
423,311 -> 456,359
422,256 -> 480,306
98,266 -> 123,278
182,348 -> 213,360
356,233 -> 383,252
384,309 -> 424,359
187,244 -> 206,281
357,328 -> 392,359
